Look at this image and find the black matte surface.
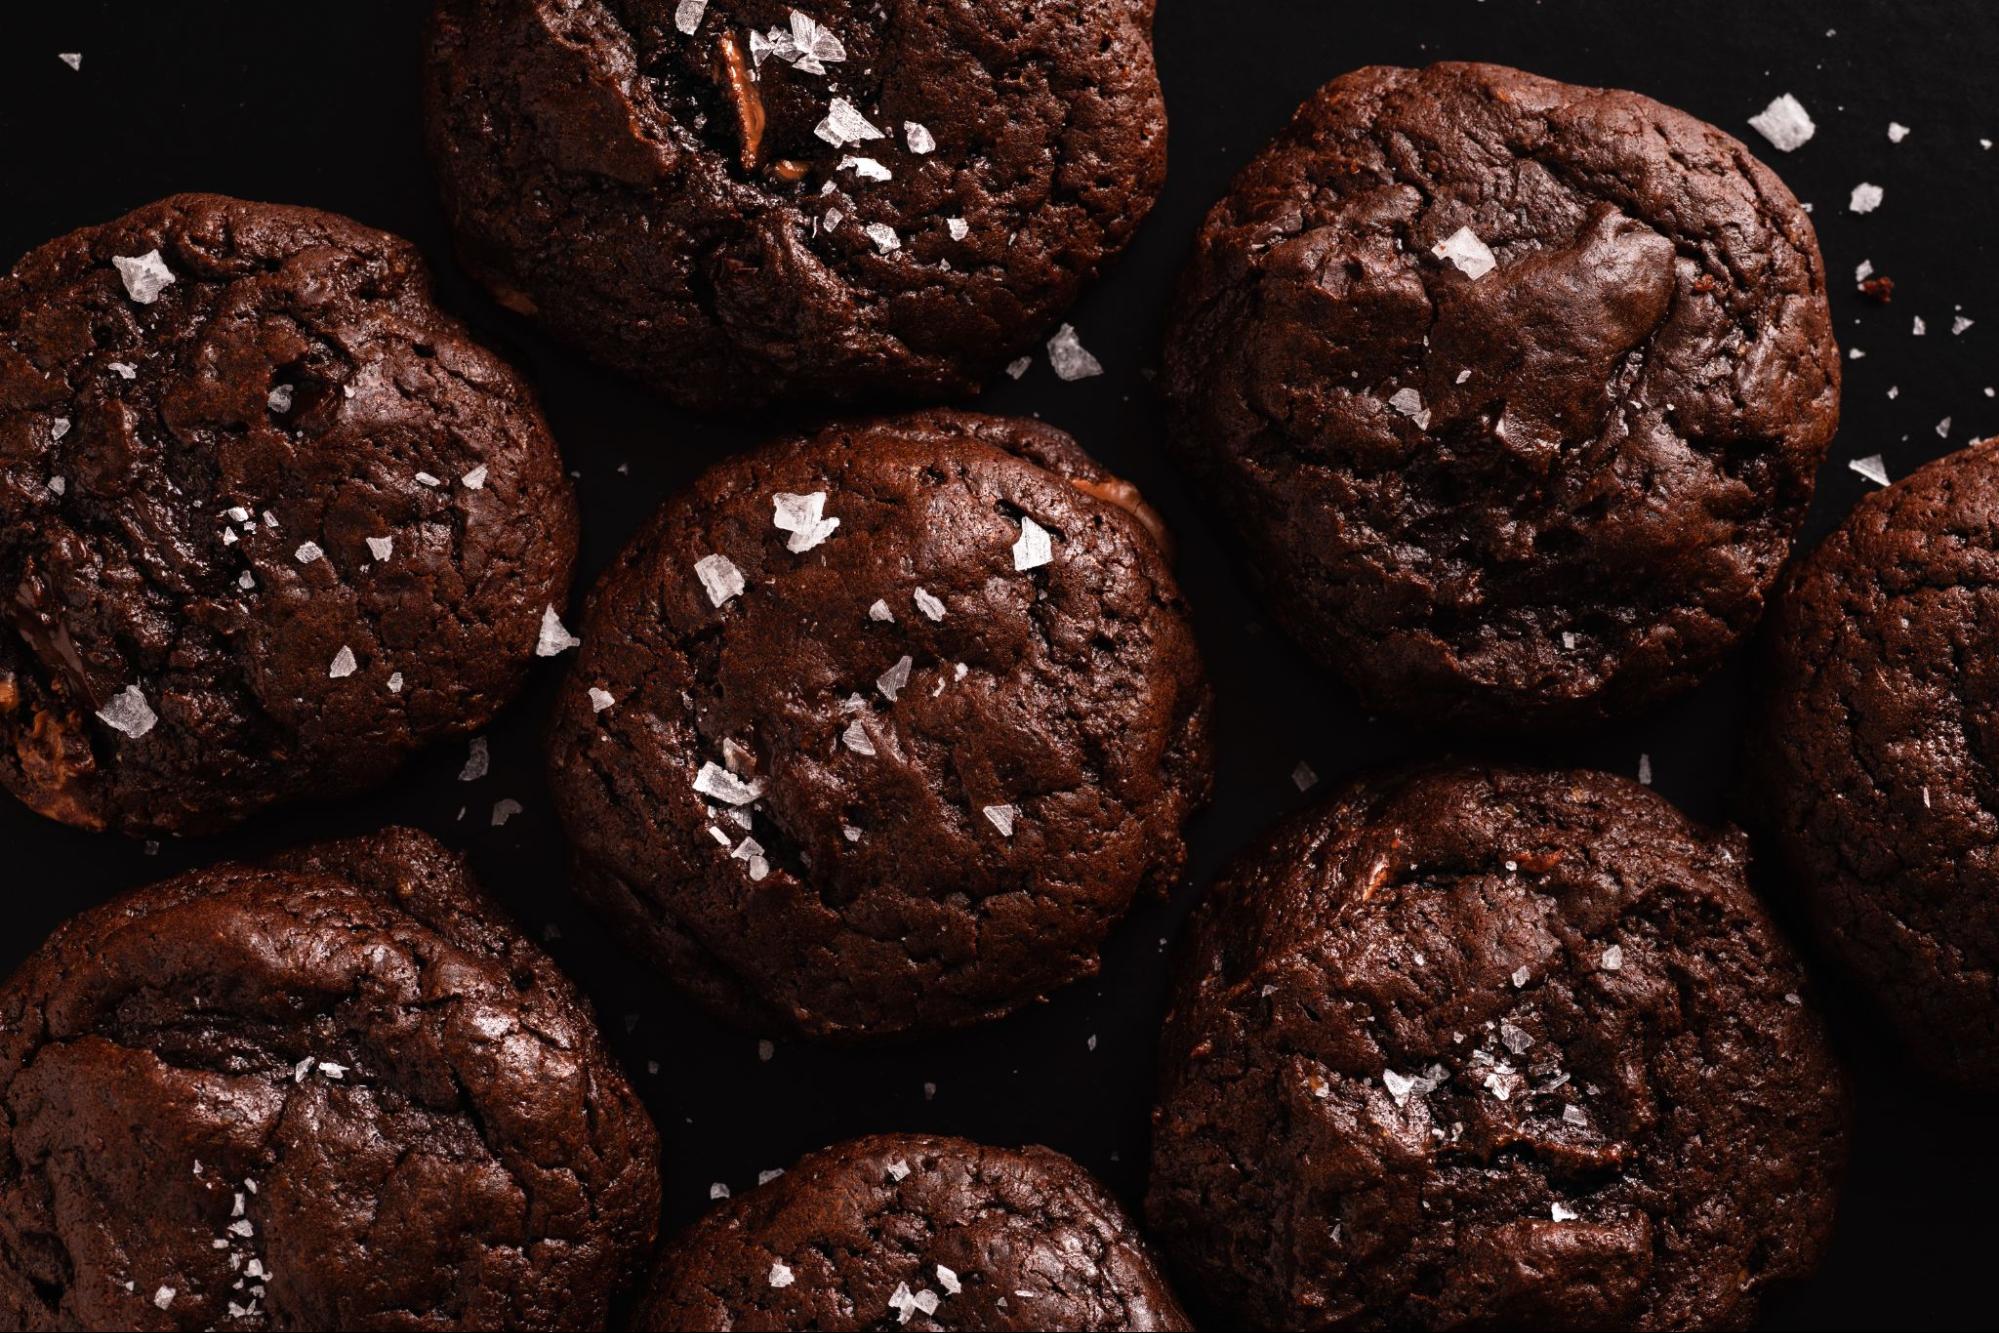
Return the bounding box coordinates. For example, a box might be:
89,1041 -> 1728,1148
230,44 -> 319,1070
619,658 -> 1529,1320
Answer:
1,3 -> 1992,1328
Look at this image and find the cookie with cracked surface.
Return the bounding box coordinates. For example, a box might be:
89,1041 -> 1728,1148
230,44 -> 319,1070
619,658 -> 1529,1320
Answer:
1148,764 -> 1845,1330
1162,62 -> 1839,731
424,0 -> 1165,410
1749,438 -> 1999,1090
0,194 -> 579,837
0,826 -> 661,1331
635,1133 -> 1190,1331
545,410 -> 1211,1040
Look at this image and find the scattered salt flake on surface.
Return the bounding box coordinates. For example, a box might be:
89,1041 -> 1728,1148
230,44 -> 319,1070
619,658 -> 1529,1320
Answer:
1563,1104 -> 1588,1126
58,53 -> 81,70
695,762 -> 764,805
1848,454 -> 1890,487
108,361 -> 136,379
460,737 -> 490,781
868,599 -> 894,622
1047,323 -> 1103,380
1551,1202 -> 1579,1223
773,491 -> 841,552
822,206 -> 844,231
1601,944 -> 1625,971
295,541 -> 324,564
329,646 -> 358,678
983,803 -> 1017,836
864,222 -> 901,253
768,1261 -> 794,1289
491,798 -> 523,826
815,97 -> 883,146
1432,226 -> 1497,279
1383,1069 -> 1416,1105
1938,416 -> 1953,438
1511,966 -> 1531,988
416,471 -> 442,486
937,1265 -> 961,1296
1637,753 -> 1654,785
154,1286 -> 176,1310
319,1061 -> 347,1079
49,477 -> 65,496
674,0 -> 707,34
877,655 -> 913,701
113,250 -> 175,304
758,1039 -> 775,1062
842,824 -> 862,841
839,154 -> 892,181
947,217 -> 969,240
1388,386 -> 1431,429
1005,356 -> 1032,380
1748,93 -> 1815,151
1954,315 -> 1976,335
913,587 -> 946,620
913,1290 -> 940,1316
387,671 -> 404,693
887,1158 -> 911,1180
709,1181 -> 730,1199
588,687 -> 616,713
462,464 -> 488,489
1913,316 -> 1928,336
695,553 -> 746,607
367,535 -> 394,561
537,606 -> 581,656
1849,182 -> 1884,213
97,685 -> 158,738
1499,1021 -> 1534,1054
842,718 -> 877,756
51,416 -> 71,441
1888,121 -> 1911,143
904,121 -> 936,154
889,1284 -> 918,1324
1856,258 -> 1874,283
267,384 -> 294,414
1012,515 -> 1054,570
1292,761 -> 1318,792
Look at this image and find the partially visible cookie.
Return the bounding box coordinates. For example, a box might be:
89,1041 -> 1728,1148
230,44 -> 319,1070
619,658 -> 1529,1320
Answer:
1163,61 -> 1839,730
1149,764 -> 1845,1330
546,410 -> 1211,1040
0,193 -> 578,836
425,0 -> 1166,409
636,1133 -> 1190,1331
1750,438 -> 1999,1090
0,827 -> 660,1331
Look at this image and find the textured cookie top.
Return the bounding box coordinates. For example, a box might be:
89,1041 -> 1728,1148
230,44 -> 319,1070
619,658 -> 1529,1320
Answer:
1164,61 -> 1839,730
1753,438 -> 1999,1090
546,411 -> 1211,1040
0,828 -> 660,1331
637,1133 -> 1190,1331
425,0 -> 1165,408
1147,765 -> 1845,1330
0,194 -> 577,836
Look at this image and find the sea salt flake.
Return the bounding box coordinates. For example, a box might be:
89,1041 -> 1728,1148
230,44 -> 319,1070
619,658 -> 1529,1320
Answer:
864,222 -> 902,253
462,464 -> 488,489
295,541 -> 324,564
318,1061 -> 347,1080
1005,356 -> 1032,380
536,606 -> 582,656
415,471 -> 441,487
1913,316 -> 1928,336
947,217 -> 969,240
1432,226 -> 1497,279
491,798 -> 523,826
843,718 -> 877,756
1938,416 -> 1953,438
97,685 -> 158,738
1046,324 -> 1103,380
696,553 -> 746,607
868,599 -> 895,623
1012,515 -> 1054,570
329,646 -> 358,679
815,97 -> 883,147
1389,386 -> 1431,429
1954,315 -> 1975,335
365,535 -> 394,562
913,1290 -> 940,1315
1499,1021 -> 1534,1054
695,761 -> 764,805
58,53 -> 81,70
877,655 -> 913,701
1382,1068 -> 1416,1105
889,1283 -> 918,1323
984,803 -> 1017,836
387,671 -> 404,693
154,1286 -> 176,1310
772,491 -> 841,552
1888,121 -> 1911,143
460,738 -> 490,782
1848,182 -> 1884,214
48,477 -> 66,496
1292,761 -> 1318,792
1563,1104 -> 1588,1126
1856,259 -> 1875,283
937,1265 -> 961,1295
267,384 -> 294,414
709,1181 -> 730,1199
588,687 -> 616,713
1511,966 -> 1531,988
1551,1202 -> 1579,1222
1601,944 -> 1625,971
1637,753 -> 1654,785
113,250 -> 176,304
674,0 -> 707,34
1848,455 -> 1890,487
887,1159 -> 911,1180
1748,93 -> 1815,152
108,361 -> 136,379
769,1261 -> 794,1289
905,121 -> 936,154
913,587 -> 946,620
758,1040 -> 776,1062
839,155 -> 892,181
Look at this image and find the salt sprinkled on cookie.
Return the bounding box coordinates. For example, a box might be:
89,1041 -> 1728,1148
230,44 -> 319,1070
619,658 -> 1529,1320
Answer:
673,0 -> 705,35
772,492 -> 840,552
112,249 -> 176,304
97,685 -> 158,739
1012,516 -> 1054,570
694,762 -> 763,806
695,553 -> 745,606
1047,324 -> 1103,380
1432,226 -> 1496,279
536,606 -> 582,656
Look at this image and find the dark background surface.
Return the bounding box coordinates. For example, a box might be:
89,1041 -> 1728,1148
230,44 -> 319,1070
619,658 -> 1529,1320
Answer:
1,2 -> 1992,1328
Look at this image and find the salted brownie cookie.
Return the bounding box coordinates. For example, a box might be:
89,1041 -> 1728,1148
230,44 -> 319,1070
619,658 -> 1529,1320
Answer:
1163,62 -> 1839,731
0,827 -> 660,1331
546,410 -> 1210,1040
1149,765 -> 1845,1330
1750,439 -> 1999,1090
425,1 -> 1166,410
0,194 -> 578,837
636,1133 -> 1190,1331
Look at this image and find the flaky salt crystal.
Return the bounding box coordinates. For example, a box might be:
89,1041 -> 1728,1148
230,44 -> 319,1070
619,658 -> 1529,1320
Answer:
113,250 -> 175,304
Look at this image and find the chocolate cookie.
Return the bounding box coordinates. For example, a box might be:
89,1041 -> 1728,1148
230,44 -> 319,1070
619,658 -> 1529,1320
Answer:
0,827 -> 660,1331
0,194 -> 578,836
424,1 -> 1165,410
1163,62 -> 1839,730
636,1133 -> 1189,1331
1148,764 -> 1845,1330
1750,438 -> 1999,1090
546,410 -> 1211,1040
